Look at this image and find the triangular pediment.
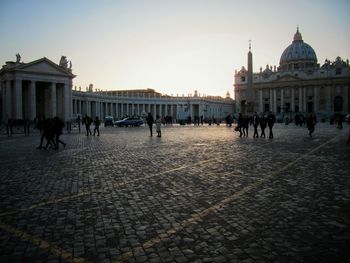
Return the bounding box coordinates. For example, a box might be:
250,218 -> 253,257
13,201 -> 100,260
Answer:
273,74 -> 302,82
17,57 -> 74,77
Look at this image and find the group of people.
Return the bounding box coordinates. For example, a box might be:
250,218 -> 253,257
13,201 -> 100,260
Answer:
82,115 -> 101,136
235,112 -> 318,138
36,116 -> 66,150
146,112 -> 162,137
236,112 -> 276,139
35,111 -> 348,147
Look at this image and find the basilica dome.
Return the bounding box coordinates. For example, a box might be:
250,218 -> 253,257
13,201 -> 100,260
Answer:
279,28 -> 317,71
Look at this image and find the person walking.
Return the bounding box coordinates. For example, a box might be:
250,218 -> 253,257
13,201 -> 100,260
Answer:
260,114 -> 267,138
53,116 -> 66,149
93,116 -> 100,136
237,113 -> 243,137
243,115 -> 249,137
337,114 -> 343,129
155,115 -> 162,137
252,112 -> 260,138
83,114 -> 92,136
307,113 -> 317,137
146,112 -> 154,137
267,112 -> 276,139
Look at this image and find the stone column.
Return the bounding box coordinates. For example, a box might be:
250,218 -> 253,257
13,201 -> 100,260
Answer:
63,83 -> 70,121
269,89 -> 273,112
73,100 -> 77,115
344,85 -> 349,113
5,81 -> 12,120
50,82 -> 57,118
273,89 -> 277,113
1,82 -> 5,120
126,103 -> 130,116
291,88 -> 295,113
280,89 -> 284,113
325,86 -> 331,115
313,87 -> 318,113
14,78 -> 23,119
259,89 -> 263,113
115,102 -> 119,118
299,88 -> 302,112
154,103 -> 157,117
30,81 -> 36,120
303,87 -> 307,112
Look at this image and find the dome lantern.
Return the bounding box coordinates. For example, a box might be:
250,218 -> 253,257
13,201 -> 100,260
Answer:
293,26 -> 303,42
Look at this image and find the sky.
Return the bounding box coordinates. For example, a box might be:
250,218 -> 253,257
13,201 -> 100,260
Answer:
1,0 -> 349,98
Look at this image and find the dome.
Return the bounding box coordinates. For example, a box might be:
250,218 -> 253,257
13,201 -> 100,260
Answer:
279,28 -> 317,71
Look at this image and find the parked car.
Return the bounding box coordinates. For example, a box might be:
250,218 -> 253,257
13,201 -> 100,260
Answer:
104,116 -> 114,127
115,117 -> 144,127
345,113 -> 350,123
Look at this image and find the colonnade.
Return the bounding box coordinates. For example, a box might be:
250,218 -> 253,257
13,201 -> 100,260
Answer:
1,79 -> 71,121
72,94 -> 232,121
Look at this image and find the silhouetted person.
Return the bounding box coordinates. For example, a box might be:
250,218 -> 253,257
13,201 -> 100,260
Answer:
83,114 -> 92,136
307,113 -> 317,138
337,114 -> 343,129
267,112 -> 276,139
36,116 -> 45,149
260,114 -> 267,138
53,116 -> 66,149
237,113 -> 243,137
146,112 -> 154,136
37,118 -> 56,149
93,117 -> 100,136
243,115 -> 249,137
252,112 -> 260,138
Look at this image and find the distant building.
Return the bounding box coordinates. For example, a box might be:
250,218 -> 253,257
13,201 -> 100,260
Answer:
0,56 -> 74,122
72,87 -> 234,122
0,56 -> 234,123
234,28 -> 350,120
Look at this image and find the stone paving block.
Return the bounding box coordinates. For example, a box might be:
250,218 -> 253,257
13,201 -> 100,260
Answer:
0,124 -> 349,262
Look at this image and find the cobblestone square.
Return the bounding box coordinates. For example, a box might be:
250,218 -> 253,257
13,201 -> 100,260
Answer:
0,123 -> 349,262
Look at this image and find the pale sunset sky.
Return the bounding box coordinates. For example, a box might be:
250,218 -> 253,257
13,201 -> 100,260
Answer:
1,0 -> 349,98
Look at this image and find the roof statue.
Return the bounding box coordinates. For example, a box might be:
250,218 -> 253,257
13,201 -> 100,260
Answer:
16,53 -> 21,63
59,56 -> 68,68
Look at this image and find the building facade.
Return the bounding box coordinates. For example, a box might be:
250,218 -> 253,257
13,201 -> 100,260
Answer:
234,28 -> 350,120
72,87 -> 234,122
0,56 -> 74,122
0,56 -> 234,123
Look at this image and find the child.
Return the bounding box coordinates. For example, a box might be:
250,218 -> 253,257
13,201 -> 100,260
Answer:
155,115 -> 162,137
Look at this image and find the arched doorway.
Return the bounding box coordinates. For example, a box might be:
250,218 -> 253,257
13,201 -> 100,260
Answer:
334,96 -> 343,112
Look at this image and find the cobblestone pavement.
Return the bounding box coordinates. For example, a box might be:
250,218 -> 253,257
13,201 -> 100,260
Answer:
0,123 -> 349,263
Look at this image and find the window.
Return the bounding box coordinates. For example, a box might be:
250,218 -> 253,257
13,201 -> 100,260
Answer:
241,76 -> 246,82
